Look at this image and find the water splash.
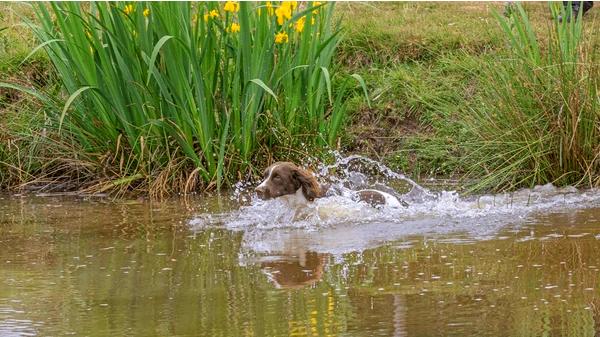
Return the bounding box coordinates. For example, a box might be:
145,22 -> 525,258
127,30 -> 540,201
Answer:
230,151 -> 436,204
320,153 -> 437,202
190,154 -> 600,255
318,152 -> 424,190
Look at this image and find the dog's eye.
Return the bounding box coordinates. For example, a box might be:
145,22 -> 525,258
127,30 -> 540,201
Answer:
272,175 -> 281,182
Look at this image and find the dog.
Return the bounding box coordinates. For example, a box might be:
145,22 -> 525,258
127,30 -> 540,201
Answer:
254,162 -> 404,208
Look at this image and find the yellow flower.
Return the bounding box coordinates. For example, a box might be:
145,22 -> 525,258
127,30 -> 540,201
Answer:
227,22 -> 241,33
275,31 -> 289,44
275,2 -> 292,25
312,1 -> 323,14
295,16 -> 305,33
143,8 -> 150,17
290,1 -> 298,10
223,1 -> 240,13
311,17 -> 316,25
204,9 -> 219,22
124,4 -> 134,15
266,1 -> 274,16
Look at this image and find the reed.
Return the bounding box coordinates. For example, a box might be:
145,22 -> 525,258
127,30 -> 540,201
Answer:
461,2 -> 599,191
1,1 -> 366,194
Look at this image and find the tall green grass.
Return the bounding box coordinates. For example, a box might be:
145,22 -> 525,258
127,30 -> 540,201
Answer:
1,1 -> 366,195
460,2 -> 599,191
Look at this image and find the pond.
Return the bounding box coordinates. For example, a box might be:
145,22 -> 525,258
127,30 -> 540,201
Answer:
2,161 -> 600,336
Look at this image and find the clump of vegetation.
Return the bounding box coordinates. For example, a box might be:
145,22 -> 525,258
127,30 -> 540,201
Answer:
1,1 -> 366,196
459,3 -> 599,191
1,2 -> 598,196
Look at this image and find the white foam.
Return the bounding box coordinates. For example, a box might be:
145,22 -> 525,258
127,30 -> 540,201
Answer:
193,187 -> 599,227
189,154 -> 600,256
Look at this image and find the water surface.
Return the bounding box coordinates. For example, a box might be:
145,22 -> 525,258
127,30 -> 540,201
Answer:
1,187 -> 600,337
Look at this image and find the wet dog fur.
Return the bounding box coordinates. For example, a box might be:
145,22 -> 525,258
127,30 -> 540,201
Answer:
255,162 -> 403,208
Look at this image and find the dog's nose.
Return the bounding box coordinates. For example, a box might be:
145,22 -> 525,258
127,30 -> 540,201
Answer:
254,184 -> 270,200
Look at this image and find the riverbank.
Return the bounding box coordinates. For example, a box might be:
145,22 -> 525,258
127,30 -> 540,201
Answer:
1,2 -> 598,196
337,3 -> 598,183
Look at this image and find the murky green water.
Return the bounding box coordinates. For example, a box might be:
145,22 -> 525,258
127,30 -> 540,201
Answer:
2,194 -> 600,336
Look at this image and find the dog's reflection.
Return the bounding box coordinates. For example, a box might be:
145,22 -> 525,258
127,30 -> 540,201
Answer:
261,250 -> 328,289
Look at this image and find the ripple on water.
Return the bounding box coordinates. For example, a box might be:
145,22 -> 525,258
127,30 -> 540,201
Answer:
3,175 -> 600,337
0,314 -> 40,337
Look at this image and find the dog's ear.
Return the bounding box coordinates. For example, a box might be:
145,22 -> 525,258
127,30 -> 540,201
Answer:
293,168 -> 322,201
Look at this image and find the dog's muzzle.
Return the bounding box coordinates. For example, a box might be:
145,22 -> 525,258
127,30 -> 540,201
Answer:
255,186 -> 269,200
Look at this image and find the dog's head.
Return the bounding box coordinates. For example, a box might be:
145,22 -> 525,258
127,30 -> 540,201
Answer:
255,162 -> 322,201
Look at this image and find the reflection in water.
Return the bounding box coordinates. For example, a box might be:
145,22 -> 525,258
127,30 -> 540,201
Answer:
393,295 -> 407,337
1,194 -> 600,336
261,251 -> 327,289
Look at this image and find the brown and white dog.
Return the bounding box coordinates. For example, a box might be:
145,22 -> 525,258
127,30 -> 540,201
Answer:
255,162 -> 404,208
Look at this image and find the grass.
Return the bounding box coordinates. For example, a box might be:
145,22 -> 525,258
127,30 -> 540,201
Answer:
1,3 -> 58,191
457,3 -> 599,191
337,2 -> 599,191
1,2 -> 368,196
334,2 -> 523,178
1,2 -> 599,196
335,2 -> 507,68
343,51 -> 483,176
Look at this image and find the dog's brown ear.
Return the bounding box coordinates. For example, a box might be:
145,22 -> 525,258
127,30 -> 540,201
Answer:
293,168 -> 322,201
